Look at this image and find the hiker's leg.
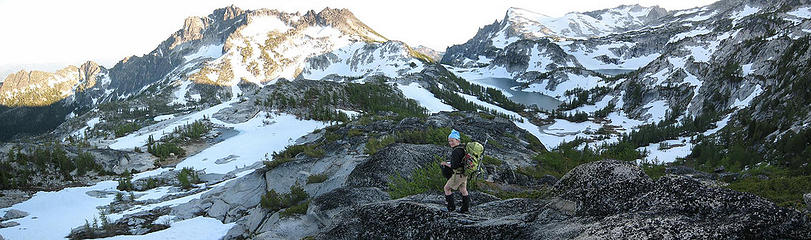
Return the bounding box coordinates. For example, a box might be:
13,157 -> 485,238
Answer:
444,193 -> 455,211
459,178 -> 469,196
443,179 -> 453,195
460,194 -> 470,213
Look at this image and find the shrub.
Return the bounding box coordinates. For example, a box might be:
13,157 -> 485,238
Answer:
365,136 -> 396,155
271,144 -> 324,162
388,157 -> 447,199
117,176 -> 134,191
264,157 -> 293,170
306,173 -> 328,184
279,200 -> 309,218
75,152 -> 100,176
482,155 -> 503,166
173,119 -> 212,140
147,142 -> 186,159
114,122 -> 140,138
347,129 -> 363,137
260,184 -> 309,212
177,167 -> 200,189
727,175 -> 811,209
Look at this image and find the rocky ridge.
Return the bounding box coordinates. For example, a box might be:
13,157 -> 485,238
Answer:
80,112 -> 811,239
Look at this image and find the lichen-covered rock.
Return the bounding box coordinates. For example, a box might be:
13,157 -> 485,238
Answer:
805,193 -> 811,211
580,175 -> 811,239
310,187 -> 391,219
346,143 -> 445,189
318,200 -> 531,240
554,159 -> 653,216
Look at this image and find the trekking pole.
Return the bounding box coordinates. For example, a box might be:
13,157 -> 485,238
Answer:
477,136 -> 489,181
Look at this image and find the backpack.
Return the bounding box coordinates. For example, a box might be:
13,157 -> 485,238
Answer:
455,142 -> 484,176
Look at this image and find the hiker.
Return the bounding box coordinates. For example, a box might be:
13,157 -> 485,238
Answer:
441,129 -> 470,213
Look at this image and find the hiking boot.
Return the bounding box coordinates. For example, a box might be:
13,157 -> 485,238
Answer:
444,194 -> 455,212
459,195 -> 470,213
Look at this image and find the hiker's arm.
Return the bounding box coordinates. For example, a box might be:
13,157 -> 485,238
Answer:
450,148 -> 465,169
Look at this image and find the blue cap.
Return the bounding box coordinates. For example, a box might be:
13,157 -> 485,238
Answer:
448,129 -> 460,140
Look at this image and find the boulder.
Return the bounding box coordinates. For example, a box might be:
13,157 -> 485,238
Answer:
597,175 -> 811,239
309,187 -> 390,220
317,200 -> 531,239
805,193 -> 811,211
0,221 -> 19,228
346,143 -> 445,189
553,160 -> 653,216
171,170 -> 265,222
1,209 -> 28,221
399,191 -> 500,207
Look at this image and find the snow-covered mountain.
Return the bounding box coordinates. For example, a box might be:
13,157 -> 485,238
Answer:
0,6 -> 431,141
441,5 -> 666,67
443,0 -> 811,164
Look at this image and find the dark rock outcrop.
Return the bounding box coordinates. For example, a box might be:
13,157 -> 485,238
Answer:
319,200 -> 533,240
805,193 -> 811,211
346,143 -> 445,189
554,160 -> 653,216
315,160 -> 811,239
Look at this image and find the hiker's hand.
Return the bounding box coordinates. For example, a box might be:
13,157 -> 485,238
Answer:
441,162 -> 450,167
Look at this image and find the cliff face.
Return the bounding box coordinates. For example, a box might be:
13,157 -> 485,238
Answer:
0,61 -> 103,107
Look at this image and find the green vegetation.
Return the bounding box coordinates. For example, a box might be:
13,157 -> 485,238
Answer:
365,127 -> 473,155
721,61 -> 743,83
264,144 -> 325,170
1,143 -> 106,189
519,139 -> 644,179
117,173 -> 134,191
147,141 -> 186,160
388,157 -> 447,199
260,184 -> 309,215
74,152 -> 101,176
557,87 -> 612,111
481,155 -> 504,166
306,173 -> 329,184
279,200 -> 310,218
345,82 -> 428,119
177,167 -> 201,189
727,176 -> 811,208
143,177 -> 165,190
272,144 -> 325,162
173,119 -> 212,141
364,136 -> 396,155
114,122 -> 140,138
347,129 -> 364,137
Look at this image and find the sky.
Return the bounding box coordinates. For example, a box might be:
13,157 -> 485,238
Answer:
0,0 -> 717,77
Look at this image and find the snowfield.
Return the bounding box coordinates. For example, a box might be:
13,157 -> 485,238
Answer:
1,88 -> 329,239
397,83 -> 454,113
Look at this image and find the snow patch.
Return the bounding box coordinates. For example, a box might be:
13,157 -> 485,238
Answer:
669,28 -> 711,43
637,137 -> 693,164
183,44 -> 224,62
397,83 -> 454,113
0,181 -> 118,239
787,6 -> 811,19
742,63 -> 754,76
643,100 -> 669,123
174,112 -> 328,174
87,117 -> 101,128
731,85 -> 763,109
240,16 -> 292,42
99,216 -> 234,240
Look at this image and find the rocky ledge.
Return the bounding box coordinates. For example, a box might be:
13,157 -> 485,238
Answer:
316,160 -> 811,239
